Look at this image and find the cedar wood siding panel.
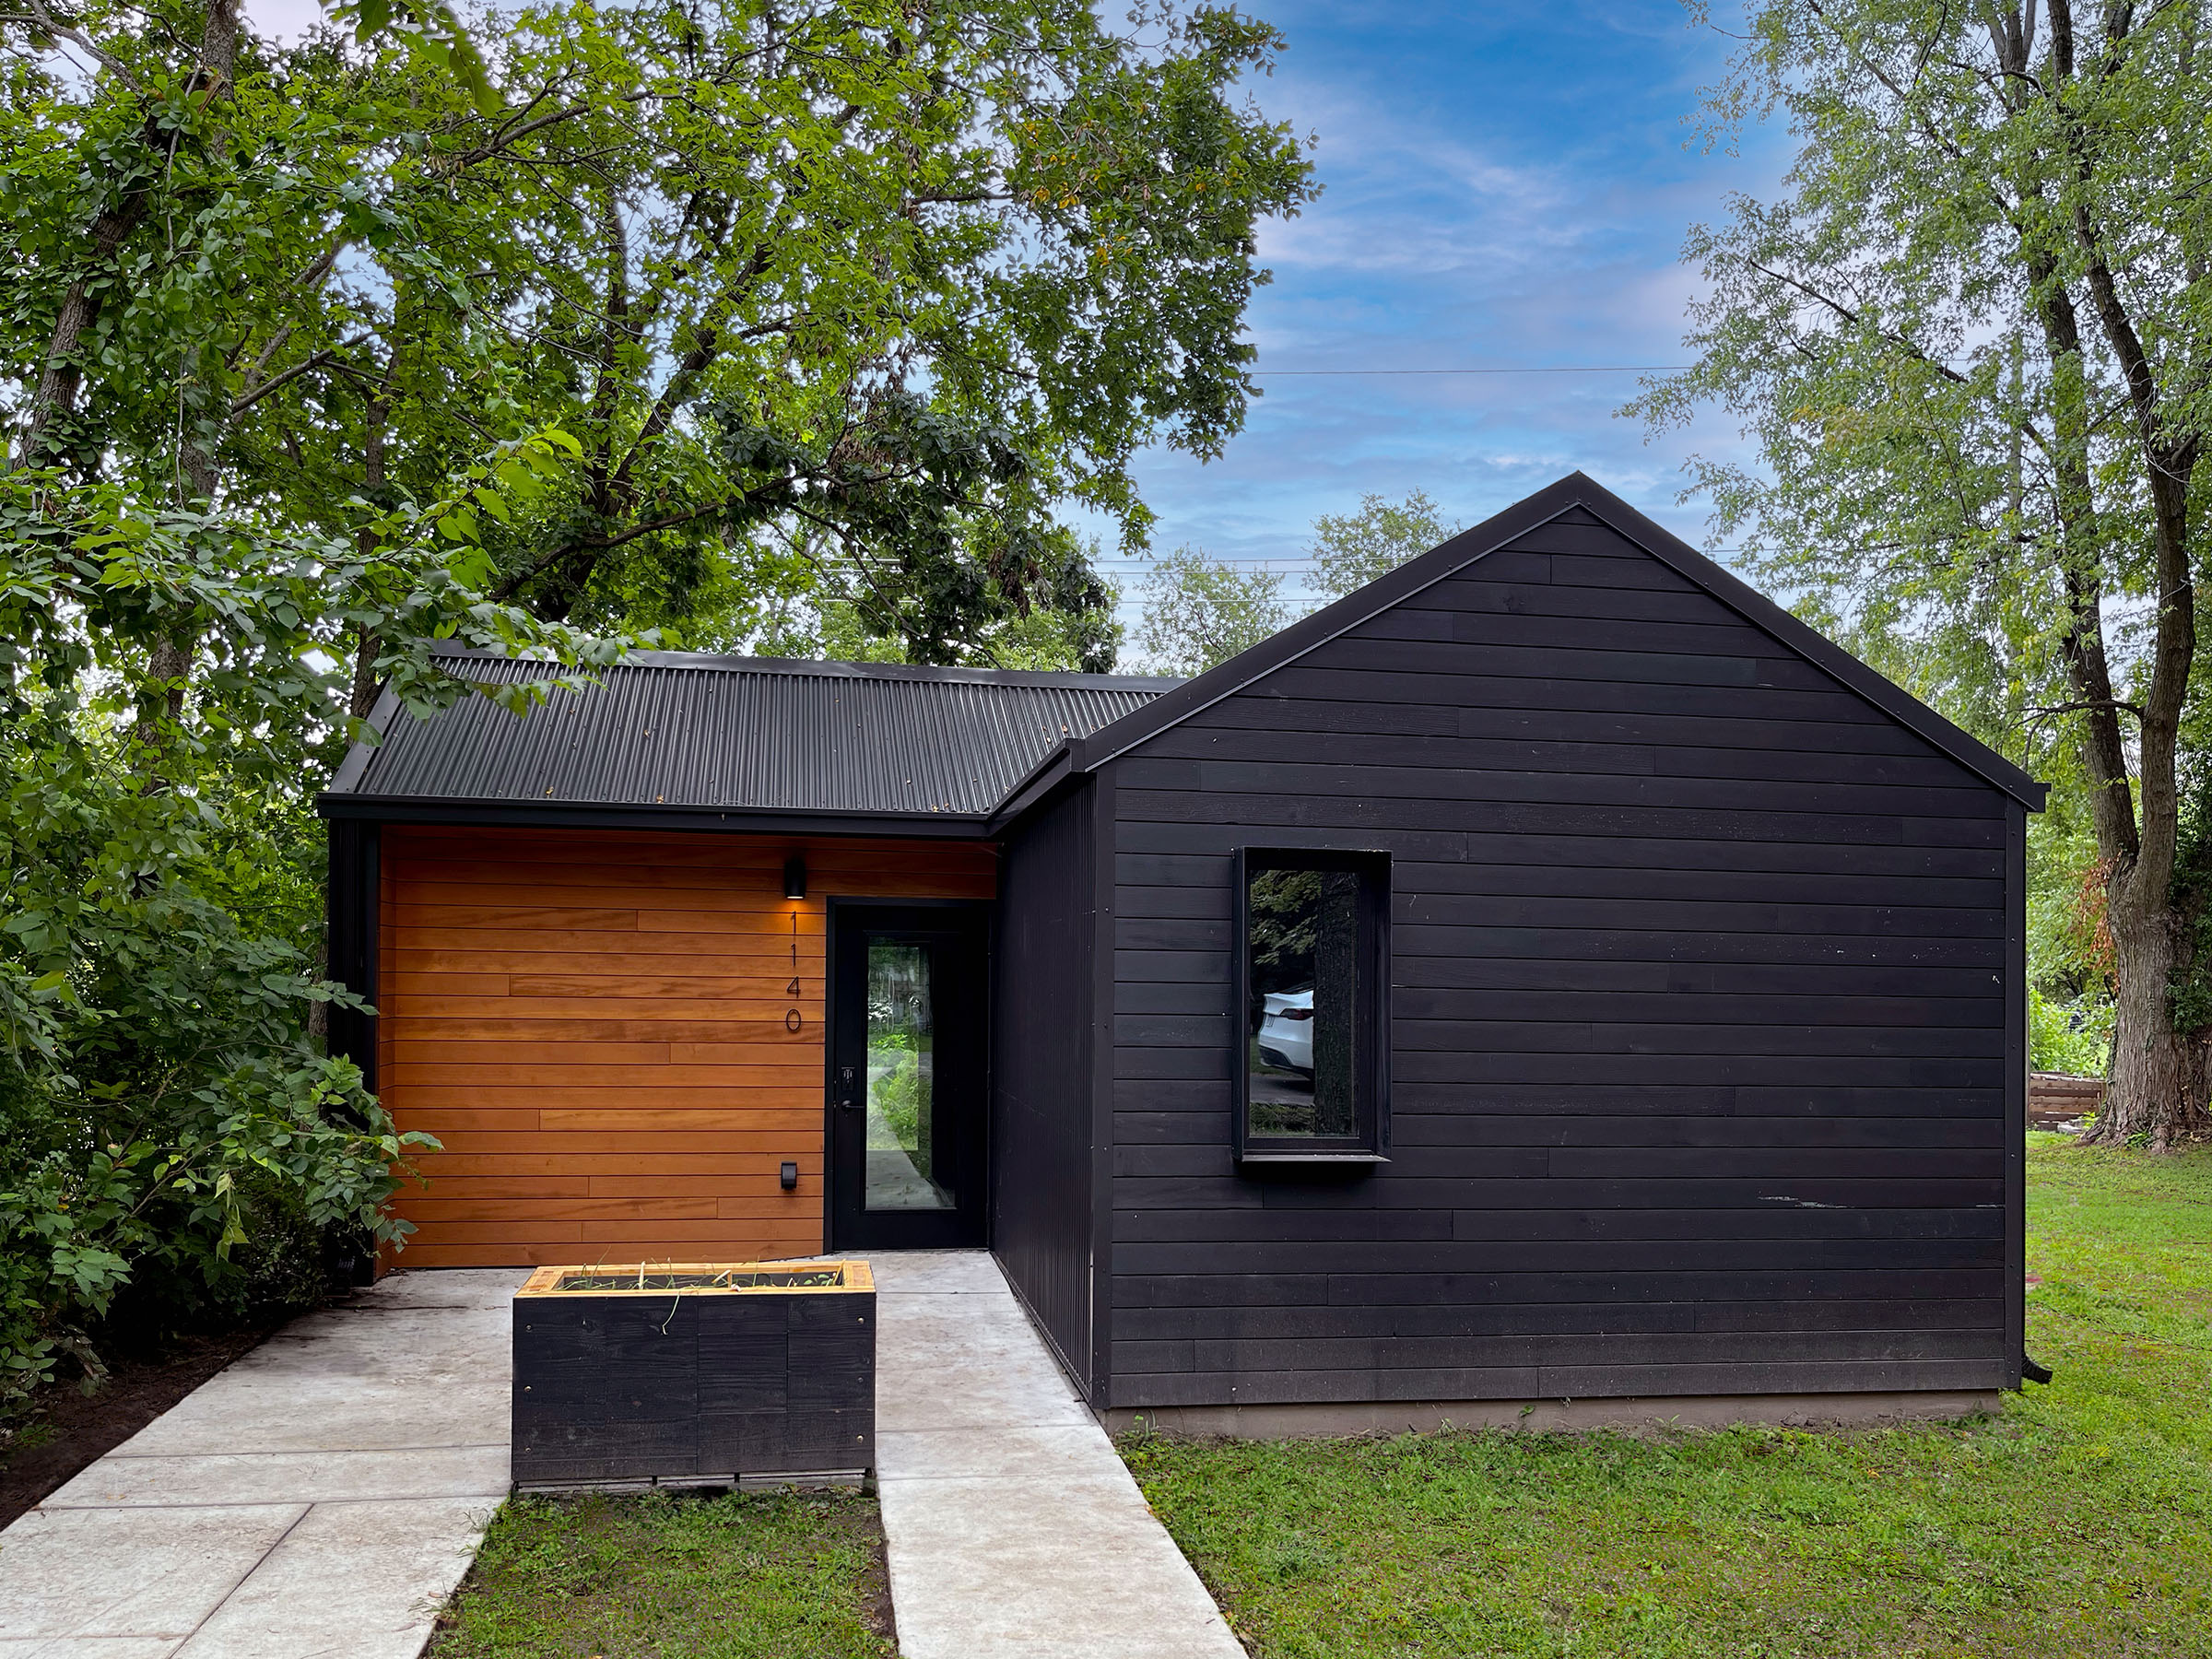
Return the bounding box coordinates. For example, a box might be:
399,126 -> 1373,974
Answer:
991,780 -> 1097,1384
379,825 -> 994,1266
1100,508 -> 2015,1408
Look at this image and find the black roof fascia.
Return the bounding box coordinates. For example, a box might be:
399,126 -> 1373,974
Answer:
1055,472 -> 2047,812
312,793 -> 998,840
325,686 -> 401,796
984,742 -> 1081,835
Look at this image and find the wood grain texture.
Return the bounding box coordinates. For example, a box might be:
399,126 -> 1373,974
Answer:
380,826 -> 994,1265
1095,512 -> 2021,1409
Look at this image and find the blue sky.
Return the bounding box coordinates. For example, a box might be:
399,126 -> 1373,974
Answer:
1090,0 -> 1792,627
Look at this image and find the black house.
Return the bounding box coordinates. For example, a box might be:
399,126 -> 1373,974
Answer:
322,473 -> 2044,1433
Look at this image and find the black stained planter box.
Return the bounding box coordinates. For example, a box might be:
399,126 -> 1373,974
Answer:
512,1261 -> 875,1491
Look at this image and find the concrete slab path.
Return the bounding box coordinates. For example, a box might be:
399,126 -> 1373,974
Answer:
871,1252 -> 1243,1659
0,1268 -> 522,1659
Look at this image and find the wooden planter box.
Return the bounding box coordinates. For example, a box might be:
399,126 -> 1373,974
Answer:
512,1261 -> 875,1491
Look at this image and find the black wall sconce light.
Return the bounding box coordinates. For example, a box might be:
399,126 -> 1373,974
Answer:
782,855 -> 806,900
780,1160 -> 799,1192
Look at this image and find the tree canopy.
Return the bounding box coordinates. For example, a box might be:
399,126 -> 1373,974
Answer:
1308,488 -> 1459,598
1133,544 -> 1289,674
9,0 -> 1318,680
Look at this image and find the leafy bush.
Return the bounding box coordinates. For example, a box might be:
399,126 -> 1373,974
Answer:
0,439 -> 618,1413
0,733 -> 438,1406
2030,984 -> 2112,1078
868,1037 -> 924,1155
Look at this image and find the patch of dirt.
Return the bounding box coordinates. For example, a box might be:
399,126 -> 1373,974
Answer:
861,1499 -> 898,1647
0,1328 -> 271,1530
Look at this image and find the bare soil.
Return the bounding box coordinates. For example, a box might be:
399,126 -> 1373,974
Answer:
0,1328 -> 269,1530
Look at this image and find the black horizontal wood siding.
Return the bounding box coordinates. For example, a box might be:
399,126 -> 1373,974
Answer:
991,780 -> 1097,1387
1099,507 -> 2021,1410
512,1288 -> 876,1486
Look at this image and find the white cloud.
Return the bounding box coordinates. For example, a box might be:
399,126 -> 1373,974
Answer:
247,0 -> 328,40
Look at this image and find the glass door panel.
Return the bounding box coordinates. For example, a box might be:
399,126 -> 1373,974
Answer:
865,941 -> 954,1211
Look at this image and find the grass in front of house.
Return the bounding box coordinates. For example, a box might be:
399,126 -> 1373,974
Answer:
1121,1139 -> 2212,1658
428,1488 -> 895,1659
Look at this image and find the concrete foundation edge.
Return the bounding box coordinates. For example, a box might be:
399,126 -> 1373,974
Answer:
1099,1390 -> 2006,1439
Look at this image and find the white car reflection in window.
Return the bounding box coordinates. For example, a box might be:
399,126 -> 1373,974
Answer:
1257,987 -> 1314,1076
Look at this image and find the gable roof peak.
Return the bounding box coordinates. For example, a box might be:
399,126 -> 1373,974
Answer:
1054,472 -> 2046,812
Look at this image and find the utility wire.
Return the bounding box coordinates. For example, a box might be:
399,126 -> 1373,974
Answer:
1094,549 -> 1750,568
1249,364 -> 1692,375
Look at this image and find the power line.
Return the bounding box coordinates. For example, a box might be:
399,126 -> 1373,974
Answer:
1095,548 -> 1751,569
1249,365 -> 1692,376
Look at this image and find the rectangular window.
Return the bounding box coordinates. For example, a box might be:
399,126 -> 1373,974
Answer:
1234,849 -> 1391,1164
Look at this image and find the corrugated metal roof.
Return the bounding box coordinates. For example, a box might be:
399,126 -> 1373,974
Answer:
333,650 -> 1176,818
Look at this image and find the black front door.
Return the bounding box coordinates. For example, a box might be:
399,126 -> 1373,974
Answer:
827,901 -> 990,1250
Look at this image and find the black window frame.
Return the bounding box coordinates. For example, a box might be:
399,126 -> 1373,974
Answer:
1231,846 -> 1393,1167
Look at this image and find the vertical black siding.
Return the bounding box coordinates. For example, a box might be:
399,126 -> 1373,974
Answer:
992,779 -> 1098,1385
2004,800 -> 2028,1386
1088,769 -> 1122,1403
1102,508 -> 2016,1408
325,818 -> 380,1095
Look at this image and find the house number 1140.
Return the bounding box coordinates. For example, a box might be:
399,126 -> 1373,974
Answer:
784,913 -> 803,1032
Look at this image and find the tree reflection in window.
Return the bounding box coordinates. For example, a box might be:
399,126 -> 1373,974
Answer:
1245,864 -> 1364,1139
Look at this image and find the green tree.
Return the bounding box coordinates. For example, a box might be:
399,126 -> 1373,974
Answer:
6,0 -> 1318,688
1308,488 -> 1460,599
1134,546 -> 1289,675
1635,0 -> 2212,1147
0,0 -> 622,1403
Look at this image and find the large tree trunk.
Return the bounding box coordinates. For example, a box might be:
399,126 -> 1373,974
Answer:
2092,883 -> 2207,1149
2081,455 -> 2205,1147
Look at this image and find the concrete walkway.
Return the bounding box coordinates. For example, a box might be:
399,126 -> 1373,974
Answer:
3,1255 -> 1238,1658
871,1252 -> 1243,1659
0,1269 -> 520,1659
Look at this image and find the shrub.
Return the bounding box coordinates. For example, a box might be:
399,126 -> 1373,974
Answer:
0,783 -> 439,1407
2030,983 -> 2113,1077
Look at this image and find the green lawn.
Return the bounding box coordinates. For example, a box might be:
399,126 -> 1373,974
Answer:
428,1488 -> 895,1658
1121,1139 -> 2212,1658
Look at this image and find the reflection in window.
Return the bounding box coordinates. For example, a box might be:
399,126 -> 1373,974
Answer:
1246,868 -> 1360,1136
865,940 -> 953,1210
1241,852 -> 1389,1156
